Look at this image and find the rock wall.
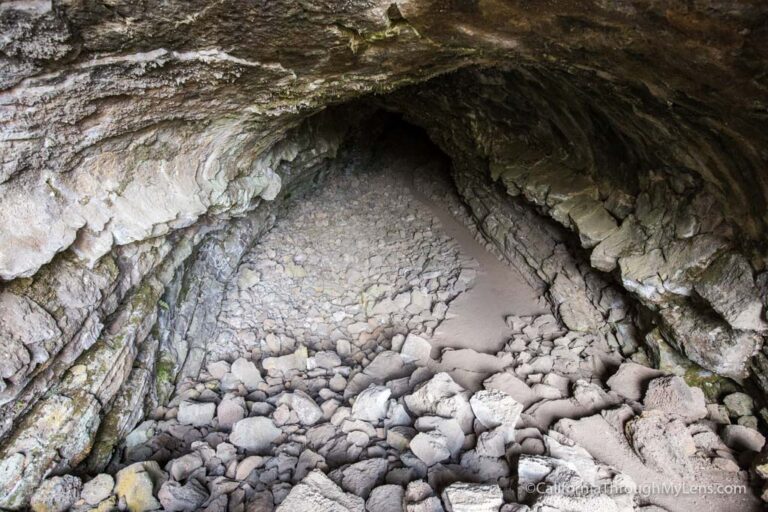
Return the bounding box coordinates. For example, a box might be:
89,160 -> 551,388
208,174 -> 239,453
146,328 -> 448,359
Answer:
380,66 -> 766,386
0,108 -> 361,508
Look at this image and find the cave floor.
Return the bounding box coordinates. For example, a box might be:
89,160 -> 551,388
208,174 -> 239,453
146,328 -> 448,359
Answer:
101,159 -> 760,512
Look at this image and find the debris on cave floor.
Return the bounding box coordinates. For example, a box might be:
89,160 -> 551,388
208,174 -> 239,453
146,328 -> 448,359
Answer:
37,166 -> 765,512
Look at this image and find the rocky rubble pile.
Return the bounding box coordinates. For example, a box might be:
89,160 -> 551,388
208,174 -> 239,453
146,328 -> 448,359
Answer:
28,337 -> 766,511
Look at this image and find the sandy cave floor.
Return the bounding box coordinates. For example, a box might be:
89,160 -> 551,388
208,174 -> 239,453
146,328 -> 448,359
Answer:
66,158 -> 765,512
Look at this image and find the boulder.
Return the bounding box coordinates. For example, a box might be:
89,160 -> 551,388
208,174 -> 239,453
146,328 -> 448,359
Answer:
723,392 -> 754,418
606,362 -> 665,401
401,334 -> 432,365
177,401 -> 216,427
440,482 -> 503,512
367,485 -> 404,512
81,474 -> 114,506
643,376 -> 707,423
341,458 -> 389,498
352,385 -> 392,423
231,357 -> 264,390
469,389 -> 522,440
217,395 -> 246,429
167,453 -> 203,481
115,461 -> 167,512
230,416 -> 281,453
158,480 -> 209,512
722,425 -> 766,452
277,470 -> 364,511
410,431 -> 452,466
30,475 -> 82,512
263,346 -> 309,375
404,373 -> 474,433
694,252 -> 766,332
291,390 -> 324,426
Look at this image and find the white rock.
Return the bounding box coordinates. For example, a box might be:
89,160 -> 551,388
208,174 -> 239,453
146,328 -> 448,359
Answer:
263,346 -> 308,375
404,373 -> 474,433
207,360 -> 230,380
475,430 -> 506,458
230,416 -> 281,453
385,401 -> 412,428
414,416 -> 464,457
277,470 -> 364,511
469,389 -> 522,441
401,333 -> 432,365
291,390 -> 324,426
352,385 -> 392,423
177,401 -> 216,427
441,482 -> 503,512
231,357 -> 264,390
410,431 -> 451,466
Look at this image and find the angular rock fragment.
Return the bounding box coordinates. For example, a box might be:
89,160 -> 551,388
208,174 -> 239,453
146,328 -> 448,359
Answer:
658,305 -> 760,380
441,482 -> 503,512
367,484 -> 405,512
643,375 -> 707,423
277,470 -> 364,511
694,252 -> 766,332
177,400 -> 216,427
469,389 -> 522,441
231,357 -> 264,390
341,458 -> 388,498
410,431 -> 452,466
352,385 -> 392,423
405,373 -> 474,433
606,362 -> 664,402
158,479 -> 209,512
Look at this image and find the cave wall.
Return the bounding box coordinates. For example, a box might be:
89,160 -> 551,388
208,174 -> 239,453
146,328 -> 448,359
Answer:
0,108 -> 362,507
379,66 -> 767,386
2,0 -> 768,507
